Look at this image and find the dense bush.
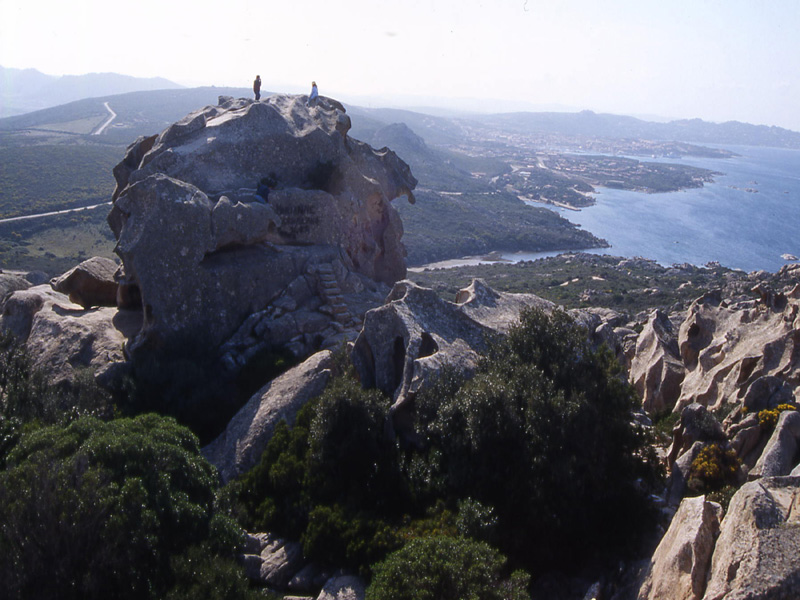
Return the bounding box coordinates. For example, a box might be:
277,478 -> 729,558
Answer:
413,307 -> 656,568
366,536 -> 529,600
232,372 -> 407,570
0,414 -> 242,600
232,307 -> 656,578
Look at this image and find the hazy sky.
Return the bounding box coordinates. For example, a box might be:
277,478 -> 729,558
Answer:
2,0 -> 799,130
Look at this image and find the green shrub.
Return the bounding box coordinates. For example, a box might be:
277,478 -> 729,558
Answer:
231,372 -> 407,571
414,307 -> 656,569
165,545 -> 263,600
366,535 -> 527,600
0,414 -> 238,600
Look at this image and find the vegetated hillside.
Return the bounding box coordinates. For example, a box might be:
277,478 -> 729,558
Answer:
0,87 -> 252,143
408,253 -> 756,314
467,110 -> 800,149
0,141 -> 118,218
398,191 -> 602,266
0,206 -> 116,275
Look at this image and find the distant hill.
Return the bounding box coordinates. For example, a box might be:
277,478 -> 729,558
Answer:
0,65 -> 183,118
468,110 -> 800,149
0,86 -> 252,143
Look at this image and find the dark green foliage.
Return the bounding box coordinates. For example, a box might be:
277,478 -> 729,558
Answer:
232,373 -> 408,570
123,334 -> 296,444
0,414 -> 239,600
414,307 -> 655,569
366,535 -> 527,600
0,332 -> 114,466
165,545 -> 264,600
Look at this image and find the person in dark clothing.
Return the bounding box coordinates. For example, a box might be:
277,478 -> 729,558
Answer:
256,174 -> 277,202
253,75 -> 262,101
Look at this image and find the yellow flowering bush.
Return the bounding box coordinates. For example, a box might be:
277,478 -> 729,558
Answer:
688,443 -> 741,494
758,403 -> 797,429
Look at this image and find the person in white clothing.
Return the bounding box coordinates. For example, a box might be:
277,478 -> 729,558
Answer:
307,81 -> 318,107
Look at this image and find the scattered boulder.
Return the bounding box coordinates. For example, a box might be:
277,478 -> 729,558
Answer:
703,476 -> 800,600
203,350 -> 334,483
637,495 -> 722,600
50,256 -> 119,308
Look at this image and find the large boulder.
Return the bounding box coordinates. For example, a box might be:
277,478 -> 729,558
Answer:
107,94 -> 416,352
203,350 -> 334,483
0,285 -> 139,387
703,476 -> 800,600
109,93 -> 415,293
352,280 -> 497,435
637,495 -> 723,600
50,256 -> 118,308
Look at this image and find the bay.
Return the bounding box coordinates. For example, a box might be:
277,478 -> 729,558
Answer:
530,145 -> 800,273
413,145 -> 800,273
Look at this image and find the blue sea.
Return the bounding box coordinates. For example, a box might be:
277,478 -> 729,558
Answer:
506,145 -> 800,273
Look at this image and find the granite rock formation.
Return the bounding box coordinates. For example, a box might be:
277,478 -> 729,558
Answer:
108,93 -> 416,352
627,283 -> 800,417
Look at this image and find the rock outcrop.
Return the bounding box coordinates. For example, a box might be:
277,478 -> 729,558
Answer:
637,495 -> 722,600
627,283 -> 800,417
203,350 -> 334,483
0,285 -> 138,386
640,477 -> 800,600
50,256 -> 119,308
629,310 -> 685,414
675,288 -> 800,413
703,476 -> 800,600
108,94 -> 416,353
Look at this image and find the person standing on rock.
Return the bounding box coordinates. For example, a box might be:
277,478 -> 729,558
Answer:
307,81 -> 318,107
253,75 -> 262,101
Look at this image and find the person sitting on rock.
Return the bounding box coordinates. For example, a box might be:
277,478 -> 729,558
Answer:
307,81 -> 318,107
253,75 -> 262,101
255,174 -> 277,202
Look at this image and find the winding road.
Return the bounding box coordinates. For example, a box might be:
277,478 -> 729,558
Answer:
92,102 -> 117,135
